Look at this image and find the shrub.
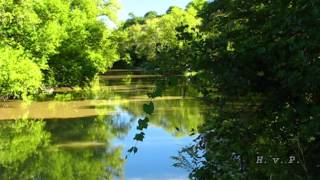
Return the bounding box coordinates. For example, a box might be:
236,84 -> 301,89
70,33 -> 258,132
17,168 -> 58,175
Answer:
0,46 -> 42,99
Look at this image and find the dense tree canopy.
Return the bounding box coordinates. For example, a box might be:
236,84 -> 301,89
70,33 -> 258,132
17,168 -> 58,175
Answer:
1,0 -> 320,179
116,2 -> 204,67
0,0 -> 120,98
168,0 -> 320,179
117,0 -> 320,179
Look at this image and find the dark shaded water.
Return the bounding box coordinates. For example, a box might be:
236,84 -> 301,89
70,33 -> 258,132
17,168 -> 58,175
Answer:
0,70 -> 205,180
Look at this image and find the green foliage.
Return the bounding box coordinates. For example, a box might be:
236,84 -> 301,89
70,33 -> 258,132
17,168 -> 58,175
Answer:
53,94 -> 74,101
127,146 -> 138,154
166,0 -> 320,179
133,132 -> 145,142
128,101 -> 154,154
128,100 -> 155,154
0,46 -> 42,99
115,0 -> 320,179
137,117 -> 149,131
0,119 -> 50,166
0,116 -> 125,180
144,11 -> 158,19
117,3 -> 202,67
47,0 -> 120,87
186,0 -> 206,12
143,102 -> 154,115
0,0 -> 121,99
0,0 -> 68,68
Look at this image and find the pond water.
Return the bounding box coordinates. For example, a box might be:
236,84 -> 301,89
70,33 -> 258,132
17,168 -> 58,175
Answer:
0,70 -> 205,180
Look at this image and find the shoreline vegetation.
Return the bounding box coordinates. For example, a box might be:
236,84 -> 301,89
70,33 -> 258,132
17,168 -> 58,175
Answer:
1,0 -> 320,179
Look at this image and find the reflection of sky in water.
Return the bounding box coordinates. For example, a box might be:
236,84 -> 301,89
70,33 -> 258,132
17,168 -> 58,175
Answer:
0,71 -> 202,179
112,106 -> 193,180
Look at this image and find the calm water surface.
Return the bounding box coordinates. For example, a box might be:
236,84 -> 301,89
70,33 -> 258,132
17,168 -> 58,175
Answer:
0,70 -> 205,180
